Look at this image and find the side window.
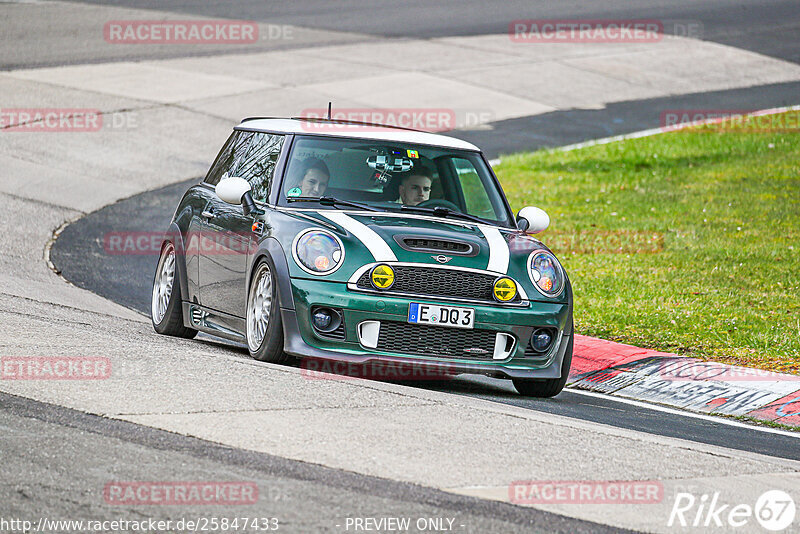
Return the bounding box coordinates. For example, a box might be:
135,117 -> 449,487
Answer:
453,158 -> 495,219
203,131 -> 253,186
231,133 -> 284,203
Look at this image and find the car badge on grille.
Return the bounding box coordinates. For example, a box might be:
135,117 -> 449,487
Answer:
463,348 -> 489,355
432,255 -> 452,264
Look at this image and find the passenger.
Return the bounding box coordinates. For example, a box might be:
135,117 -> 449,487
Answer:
286,158 -> 330,197
396,167 -> 432,206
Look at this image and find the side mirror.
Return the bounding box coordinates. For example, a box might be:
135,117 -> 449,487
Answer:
517,206 -> 550,234
216,176 -> 263,217
216,176 -> 251,205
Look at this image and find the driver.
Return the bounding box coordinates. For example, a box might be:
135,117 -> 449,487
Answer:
396,167 -> 432,206
286,158 -> 330,197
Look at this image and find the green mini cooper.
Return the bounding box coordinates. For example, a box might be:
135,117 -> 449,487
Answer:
152,118 -> 573,397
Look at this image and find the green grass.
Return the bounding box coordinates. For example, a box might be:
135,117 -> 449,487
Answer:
496,111 -> 800,373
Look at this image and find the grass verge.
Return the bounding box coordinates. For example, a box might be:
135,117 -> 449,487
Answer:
497,110 -> 799,373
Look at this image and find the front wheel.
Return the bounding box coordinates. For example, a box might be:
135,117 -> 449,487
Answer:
512,320 -> 573,398
246,258 -> 287,364
151,241 -> 197,339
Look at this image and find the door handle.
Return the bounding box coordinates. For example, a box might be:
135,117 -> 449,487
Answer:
201,209 -> 215,219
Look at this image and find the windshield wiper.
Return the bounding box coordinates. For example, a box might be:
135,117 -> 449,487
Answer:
399,205 -> 488,225
286,196 -> 380,212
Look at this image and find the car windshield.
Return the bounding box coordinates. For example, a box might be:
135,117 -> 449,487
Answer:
278,135 -> 513,225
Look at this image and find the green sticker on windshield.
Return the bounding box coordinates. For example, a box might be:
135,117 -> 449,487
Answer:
287,187 -> 302,197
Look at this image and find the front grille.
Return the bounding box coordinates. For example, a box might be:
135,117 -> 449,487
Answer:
355,266 -> 521,303
375,321 -> 500,360
399,237 -> 472,255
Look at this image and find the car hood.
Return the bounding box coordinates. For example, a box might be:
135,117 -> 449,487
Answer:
347,212 -> 510,271
289,210 -> 549,276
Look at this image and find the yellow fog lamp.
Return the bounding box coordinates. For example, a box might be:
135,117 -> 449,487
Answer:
493,277 -> 517,302
370,264 -> 395,290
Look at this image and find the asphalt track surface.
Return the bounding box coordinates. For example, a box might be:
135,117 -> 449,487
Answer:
50,179 -> 800,462
1,392 -> 621,534
6,0 -> 800,67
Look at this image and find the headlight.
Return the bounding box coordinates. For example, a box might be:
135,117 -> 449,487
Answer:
292,229 -> 344,275
527,251 -> 564,297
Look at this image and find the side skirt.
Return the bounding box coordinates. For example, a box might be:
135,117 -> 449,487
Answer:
182,302 -> 246,344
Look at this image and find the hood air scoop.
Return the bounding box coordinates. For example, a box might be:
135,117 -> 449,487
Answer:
394,235 -> 477,256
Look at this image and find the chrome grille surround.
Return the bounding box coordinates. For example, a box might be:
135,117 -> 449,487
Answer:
347,262 -> 529,307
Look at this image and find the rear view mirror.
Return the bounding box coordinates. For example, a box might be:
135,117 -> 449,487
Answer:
366,155 -> 414,173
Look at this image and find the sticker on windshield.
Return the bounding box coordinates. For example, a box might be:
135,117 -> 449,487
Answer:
407,149 -> 419,158
366,154 -> 414,172
287,187 -> 302,197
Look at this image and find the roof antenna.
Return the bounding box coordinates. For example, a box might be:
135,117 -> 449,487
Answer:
326,102 -> 332,120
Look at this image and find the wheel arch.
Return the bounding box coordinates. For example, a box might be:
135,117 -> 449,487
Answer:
162,222 -> 190,304
248,237 -> 295,311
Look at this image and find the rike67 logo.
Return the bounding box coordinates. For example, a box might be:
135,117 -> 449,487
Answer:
669,490 -> 796,531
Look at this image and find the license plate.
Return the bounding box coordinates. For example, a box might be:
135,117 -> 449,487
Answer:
408,303 -> 474,329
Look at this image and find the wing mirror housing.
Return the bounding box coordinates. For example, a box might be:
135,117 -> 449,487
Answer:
216,176 -> 263,216
516,206 -> 550,234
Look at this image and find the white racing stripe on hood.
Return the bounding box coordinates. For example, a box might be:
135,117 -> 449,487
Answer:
319,211 -> 397,262
479,226 -> 509,274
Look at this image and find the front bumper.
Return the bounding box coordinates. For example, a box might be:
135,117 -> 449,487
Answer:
282,278 -> 572,379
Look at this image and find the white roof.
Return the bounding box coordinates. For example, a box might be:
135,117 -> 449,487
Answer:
238,118 -> 480,151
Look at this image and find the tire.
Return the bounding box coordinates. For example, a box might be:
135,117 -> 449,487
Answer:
512,317 -> 573,398
151,241 -> 197,339
246,258 -> 287,364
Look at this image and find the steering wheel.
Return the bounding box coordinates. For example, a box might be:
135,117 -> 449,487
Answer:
417,198 -> 460,211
